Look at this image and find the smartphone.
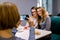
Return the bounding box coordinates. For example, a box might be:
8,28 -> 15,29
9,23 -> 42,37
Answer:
25,15 -> 29,20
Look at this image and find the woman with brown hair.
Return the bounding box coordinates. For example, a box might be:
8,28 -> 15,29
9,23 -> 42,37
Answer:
0,2 -> 35,40
37,7 -> 51,31
25,6 -> 38,28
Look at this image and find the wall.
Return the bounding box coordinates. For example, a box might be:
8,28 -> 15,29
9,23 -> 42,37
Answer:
0,0 -> 37,15
52,0 -> 60,16
47,0 -> 52,15
57,0 -> 60,15
52,0 -> 58,16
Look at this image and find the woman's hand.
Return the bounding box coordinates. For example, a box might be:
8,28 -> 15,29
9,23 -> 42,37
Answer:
28,17 -> 34,28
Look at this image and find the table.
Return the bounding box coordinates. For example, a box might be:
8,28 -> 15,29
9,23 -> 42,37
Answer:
35,29 -> 51,39
15,27 -> 51,40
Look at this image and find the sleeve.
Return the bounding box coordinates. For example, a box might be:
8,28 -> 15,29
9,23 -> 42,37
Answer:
28,27 -> 35,40
44,16 -> 51,31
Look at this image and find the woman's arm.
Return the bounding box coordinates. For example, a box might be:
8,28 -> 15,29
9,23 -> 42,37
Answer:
44,16 -> 51,31
29,27 -> 35,40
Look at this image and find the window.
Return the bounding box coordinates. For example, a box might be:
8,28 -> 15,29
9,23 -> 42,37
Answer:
37,0 -> 52,15
37,0 -> 42,7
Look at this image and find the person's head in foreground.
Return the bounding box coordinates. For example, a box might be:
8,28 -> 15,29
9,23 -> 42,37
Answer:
0,2 -> 20,39
0,2 -> 35,40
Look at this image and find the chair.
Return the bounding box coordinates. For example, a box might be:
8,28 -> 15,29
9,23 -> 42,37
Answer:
50,16 -> 60,40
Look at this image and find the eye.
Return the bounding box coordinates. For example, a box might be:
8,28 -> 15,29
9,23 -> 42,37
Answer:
32,11 -> 36,13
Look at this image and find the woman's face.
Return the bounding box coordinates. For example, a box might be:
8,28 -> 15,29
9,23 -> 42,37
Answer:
37,8 -> 42,16
31,9 -> 37,17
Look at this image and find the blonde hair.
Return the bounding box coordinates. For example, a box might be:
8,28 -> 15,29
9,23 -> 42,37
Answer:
37,7 -> 49,21
0,2 -> 20,30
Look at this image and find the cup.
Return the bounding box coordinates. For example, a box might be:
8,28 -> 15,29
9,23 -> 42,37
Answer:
24,26 -> 28,30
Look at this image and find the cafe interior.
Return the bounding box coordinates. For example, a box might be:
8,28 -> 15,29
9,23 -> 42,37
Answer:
0,0 -> 60,40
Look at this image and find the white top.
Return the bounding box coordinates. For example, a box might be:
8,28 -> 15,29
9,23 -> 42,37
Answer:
25,17 -> 38,28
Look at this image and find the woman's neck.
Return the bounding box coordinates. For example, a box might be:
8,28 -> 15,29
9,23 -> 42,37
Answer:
0,29 -> 12,38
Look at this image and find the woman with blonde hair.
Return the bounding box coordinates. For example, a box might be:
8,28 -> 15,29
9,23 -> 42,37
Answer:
37,7 -> 51,31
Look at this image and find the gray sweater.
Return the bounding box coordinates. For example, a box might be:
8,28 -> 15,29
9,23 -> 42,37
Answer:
40,16 -> 51,31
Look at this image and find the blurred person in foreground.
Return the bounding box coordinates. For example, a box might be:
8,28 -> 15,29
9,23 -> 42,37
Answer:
0,2 -> 35,40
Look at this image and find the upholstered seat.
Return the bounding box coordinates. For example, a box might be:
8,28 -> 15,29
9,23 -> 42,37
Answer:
50,16 -> 60,40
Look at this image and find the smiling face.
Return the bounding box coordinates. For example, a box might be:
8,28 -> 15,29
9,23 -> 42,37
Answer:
37,8 -> 42,16
31,9 -> 37,18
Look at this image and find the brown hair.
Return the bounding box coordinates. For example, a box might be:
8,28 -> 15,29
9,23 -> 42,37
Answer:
31,6 -> 37,15
0,2 -> 20,30
31,6 -> 37,10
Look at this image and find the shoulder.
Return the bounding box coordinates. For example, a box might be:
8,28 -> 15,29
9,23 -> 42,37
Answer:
46,16 -> 50,19
45,16 -> 51,22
